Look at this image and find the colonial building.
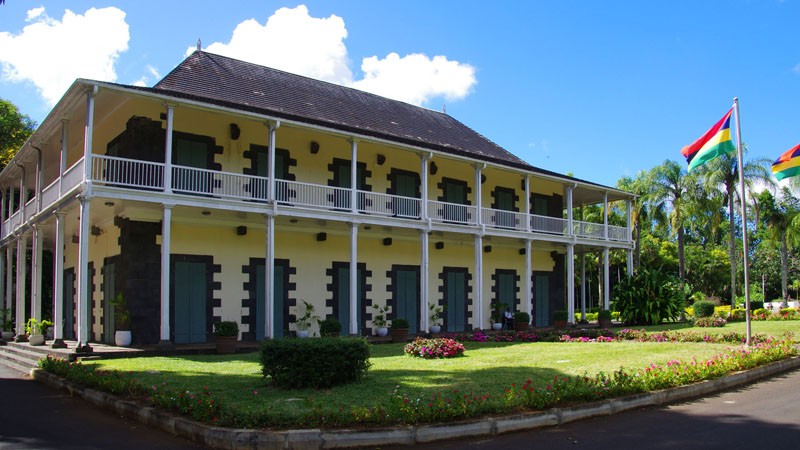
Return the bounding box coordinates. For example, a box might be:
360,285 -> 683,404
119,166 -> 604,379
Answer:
0,51 -> 633,348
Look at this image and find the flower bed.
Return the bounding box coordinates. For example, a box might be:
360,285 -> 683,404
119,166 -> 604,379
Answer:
404,337 -> 465,359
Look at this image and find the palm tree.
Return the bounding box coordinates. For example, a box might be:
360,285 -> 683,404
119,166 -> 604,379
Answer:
758,188 -> 800,307
616,172 -> 652,270
699,152 -> 773,305
649,160 -> 699,305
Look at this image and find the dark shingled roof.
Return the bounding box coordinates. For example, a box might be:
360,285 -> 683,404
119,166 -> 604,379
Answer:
154,51 -> 530,168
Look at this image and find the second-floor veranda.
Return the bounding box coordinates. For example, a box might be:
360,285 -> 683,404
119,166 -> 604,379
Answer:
0,81 -> 634,247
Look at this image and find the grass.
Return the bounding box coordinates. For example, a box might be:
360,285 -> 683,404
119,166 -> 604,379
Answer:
83,321 -> 800,427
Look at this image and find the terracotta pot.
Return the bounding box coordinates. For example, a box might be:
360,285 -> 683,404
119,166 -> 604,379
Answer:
598,318 -> 613,329
553,320 -> 568,329
214,335 -> 238,354
514,322 -> 529,332
390,328 -> 408,343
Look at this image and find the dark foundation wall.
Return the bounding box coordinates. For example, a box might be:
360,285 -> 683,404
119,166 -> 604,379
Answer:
115,217 -> 162,345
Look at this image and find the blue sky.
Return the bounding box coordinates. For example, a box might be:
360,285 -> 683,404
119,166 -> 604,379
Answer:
0,1 -> 798,188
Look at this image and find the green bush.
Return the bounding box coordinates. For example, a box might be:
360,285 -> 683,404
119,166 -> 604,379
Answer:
728,308 -> 746,321
513,311 -> 530,323
213,321 -> 239,337
753,308 -> 769,316
750,300 -> 765,311
598,309 -> 612,319
260,337 -> 371,389
318,317 -> 342,335
612,268 -> 683,326
552,310 -> 568,321
692,301 -> 716,318
391,318 -> 409,329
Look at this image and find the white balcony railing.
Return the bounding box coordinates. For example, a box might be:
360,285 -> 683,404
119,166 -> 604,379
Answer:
574,220 -> 605,239
92,155 -> 164,190
531,214 -> 567,235
1,153 -> 632,247
428,200 -> 477,225
357,190 -> 421,218
482,208 -> 527,231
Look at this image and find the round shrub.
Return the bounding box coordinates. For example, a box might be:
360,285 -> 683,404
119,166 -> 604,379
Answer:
260,337 -> 371,389
692,301 -> 716,319
749,300 -> 765,311
728,308 -> 746,321
404,337 -> 465,359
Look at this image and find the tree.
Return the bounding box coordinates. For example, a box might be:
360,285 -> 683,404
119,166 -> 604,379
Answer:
649,160 -> 698,307
699,151 -> 773,305
758,189 -> 800,307
616,172 -> 653,270
0,98 -> 36,170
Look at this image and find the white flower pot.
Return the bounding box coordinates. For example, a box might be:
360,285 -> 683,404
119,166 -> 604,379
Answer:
1,331 -> 14,340
492,323 -> 503,331
115,330 -> 132,347
430,325 -> 441,334
376,327 -> 388,337
28,334 -> 45,346
297,330 -> 309,338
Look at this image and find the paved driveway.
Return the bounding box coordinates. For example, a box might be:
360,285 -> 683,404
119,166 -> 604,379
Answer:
0,364 -> 206,450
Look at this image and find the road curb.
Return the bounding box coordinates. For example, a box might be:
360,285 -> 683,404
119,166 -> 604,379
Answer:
30,354 -> 800,449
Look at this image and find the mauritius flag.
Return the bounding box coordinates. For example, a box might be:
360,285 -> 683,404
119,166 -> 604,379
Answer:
680,108 -> 736,172
772,144 -> 800,181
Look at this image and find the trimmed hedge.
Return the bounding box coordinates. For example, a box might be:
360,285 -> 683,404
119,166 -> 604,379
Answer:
260,337 -> 371,389
692,300 -> 716,318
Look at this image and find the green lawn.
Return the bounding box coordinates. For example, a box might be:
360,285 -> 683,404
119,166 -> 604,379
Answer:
83,319 -> 800,427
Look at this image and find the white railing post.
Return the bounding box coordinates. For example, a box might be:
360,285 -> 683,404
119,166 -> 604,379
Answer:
83,86 -> 97,185
566,185 -> 574,237
268,121 -> 280,204
524,175 -> 531,232
474,164 -> 483,226
164,105 -> 174,193
603,192 -> 609,241
350,139 -> 358,214
59,119 -> 68,194
420,154 -> 430,221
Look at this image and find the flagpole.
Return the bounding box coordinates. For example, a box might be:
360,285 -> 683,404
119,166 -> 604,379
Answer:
733,97 -> 752,346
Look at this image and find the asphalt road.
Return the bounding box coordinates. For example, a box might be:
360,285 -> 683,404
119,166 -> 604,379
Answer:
401,368 -> 800,450
0,364 -> 206,450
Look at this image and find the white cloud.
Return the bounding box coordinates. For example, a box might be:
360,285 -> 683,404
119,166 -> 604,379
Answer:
133,65 -> 161,87
0,7 -> 130,105
793,63 -> 800,75
199,5 -> 352,85
198,5 -> 476,107
352,53 -> 475,106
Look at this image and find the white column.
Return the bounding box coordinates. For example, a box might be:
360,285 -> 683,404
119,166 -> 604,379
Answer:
83,87 -> 96,182
603,192 -> 609,241
603,248 -> 610,310
567,243 -> 575,324
159,203 -> 173,345
267,122 -> 278,203
265,214 -> 275,339
350,140 -> 358,213
349,223 -> 358,335
15,234 -> 27,337
5,246 -> 13,322
0,248 -> 5,314
566,186 -> 574,236
474,234 -> 483,329
420,154 -> 429,221
30,225 -> 42,323
626,199 -> 632,242
474,165 -> 483,226
6,187 -> 12,221
164,106 -> 174,193
59,120 -> 68,193
34,148 -> 42,211
627,249 -> 634,276
76,197 -> 91,349
580,252 -> 587,321
52,211 -> 67,348
524,175 -> 531,232
19,167 -> 26,223
420,230 -> 429,333
524,239 -> 532,320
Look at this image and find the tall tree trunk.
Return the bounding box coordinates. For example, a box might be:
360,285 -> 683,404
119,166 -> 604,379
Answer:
728,186 -> 736,306
781,231 -> 789,308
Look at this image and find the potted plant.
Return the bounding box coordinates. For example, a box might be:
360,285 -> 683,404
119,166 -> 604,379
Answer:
552,310 -> 568,329
597,309 -> 613,328
429,303 -> 444,334
371,304 -> 390,337
0,308 -> 13,340
390,317 -> 409,343
111,293 -> 132,346
213,320 -> 239,354
318,317 -> 342,337
489,300 -> 506,331
513,311 -> 530,331
294,300 -> 319,338
26,318 -> 52,346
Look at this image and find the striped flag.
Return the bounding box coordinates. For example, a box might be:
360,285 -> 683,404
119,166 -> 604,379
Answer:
680,108 -> 736,172
772,144 -> 800,181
